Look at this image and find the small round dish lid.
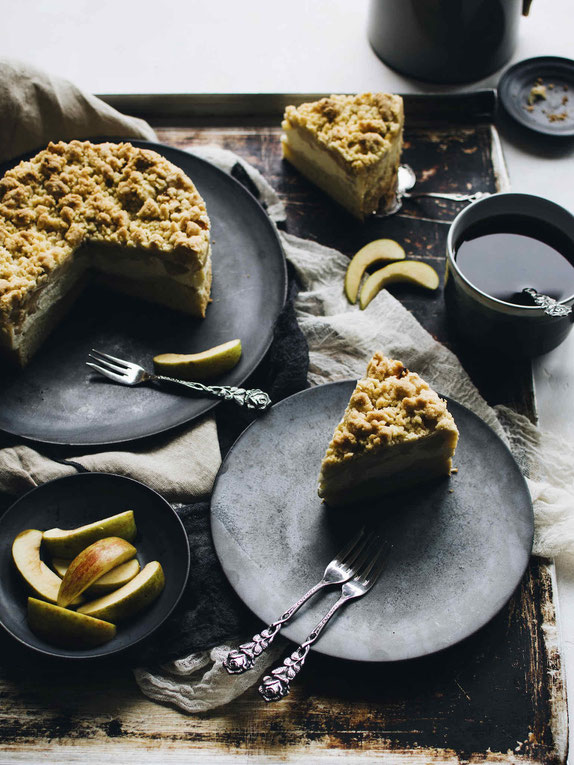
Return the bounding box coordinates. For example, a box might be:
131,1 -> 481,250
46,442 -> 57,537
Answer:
498,56 -> 574,137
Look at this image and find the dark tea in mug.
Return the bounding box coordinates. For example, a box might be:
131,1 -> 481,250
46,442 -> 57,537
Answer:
454,214 -> 574,306
445,193 -> 574,357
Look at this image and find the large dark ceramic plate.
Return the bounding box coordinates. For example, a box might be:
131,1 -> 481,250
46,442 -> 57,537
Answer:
0,472 -> 189,659
211,382 -> 534,662
0,140 -> 286,445
498,56 -> 574,137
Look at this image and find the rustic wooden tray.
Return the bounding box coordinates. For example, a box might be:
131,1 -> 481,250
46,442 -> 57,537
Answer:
0,92 -> 567,764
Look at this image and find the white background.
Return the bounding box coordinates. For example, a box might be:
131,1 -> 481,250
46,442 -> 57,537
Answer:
2,0 -> 574,758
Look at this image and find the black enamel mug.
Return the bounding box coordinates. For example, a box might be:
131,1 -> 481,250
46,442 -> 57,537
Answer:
368,0 -> 533,84
445,194 -> 574,358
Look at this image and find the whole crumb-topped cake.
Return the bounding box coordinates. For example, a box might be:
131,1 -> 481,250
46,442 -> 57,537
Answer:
282,93 -> 404,220
0,140 -> 211,365
318,352 -> 459,506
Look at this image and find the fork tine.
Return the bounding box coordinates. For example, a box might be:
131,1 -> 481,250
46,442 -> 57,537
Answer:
356,539 -> 391,584
339,527 -> 378,572
86,362 -> 127,383
90,349 -> 130,368
346,531 -> 380,577
334,528 -> 365,566
88,353 -> 127,375
364,545 -> 391,586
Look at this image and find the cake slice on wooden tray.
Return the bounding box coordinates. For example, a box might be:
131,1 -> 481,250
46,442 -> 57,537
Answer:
0,140 -> 211,366
318,353 -> 459,507
281,93 -> 404,220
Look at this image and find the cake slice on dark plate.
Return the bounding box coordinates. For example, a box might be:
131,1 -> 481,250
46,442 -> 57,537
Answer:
318,352 -> 459,507
281,92 -> 404,220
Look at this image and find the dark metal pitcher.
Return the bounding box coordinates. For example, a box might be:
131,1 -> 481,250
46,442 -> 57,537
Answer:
368,0 -> 533,83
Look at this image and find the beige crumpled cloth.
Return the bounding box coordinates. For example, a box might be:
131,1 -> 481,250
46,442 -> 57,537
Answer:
0,57 -> 156,163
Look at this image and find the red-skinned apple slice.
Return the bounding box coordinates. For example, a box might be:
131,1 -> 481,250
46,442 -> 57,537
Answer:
52,557 -> 141,595
57,537 -> 136,608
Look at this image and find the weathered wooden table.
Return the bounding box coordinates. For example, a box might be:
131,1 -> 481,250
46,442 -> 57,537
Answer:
0,93 -> 567,763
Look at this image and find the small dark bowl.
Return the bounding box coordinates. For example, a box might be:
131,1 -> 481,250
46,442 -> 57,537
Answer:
445,193 -> 574,357
0,473 -> 190,660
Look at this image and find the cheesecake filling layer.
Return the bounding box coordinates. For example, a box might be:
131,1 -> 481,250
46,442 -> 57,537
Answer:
3,243 -> 212,365
318,431 -> 456,506
282,130 -> 368,217
282,124 -> 400,218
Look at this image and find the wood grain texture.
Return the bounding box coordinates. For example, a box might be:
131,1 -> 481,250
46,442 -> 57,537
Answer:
0,104 -> 567,763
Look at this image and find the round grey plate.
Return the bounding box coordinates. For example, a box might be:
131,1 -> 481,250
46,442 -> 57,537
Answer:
211,381 -> 534,662
0,140 -> 286,446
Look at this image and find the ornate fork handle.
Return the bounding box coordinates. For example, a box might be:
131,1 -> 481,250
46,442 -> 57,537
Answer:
405,190 -> 490,203
258,593 -> 350,702
154,375 -> 272,410
224,579 -> 330,674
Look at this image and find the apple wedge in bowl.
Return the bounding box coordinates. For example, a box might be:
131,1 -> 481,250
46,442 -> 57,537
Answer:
0,473 -> 189,659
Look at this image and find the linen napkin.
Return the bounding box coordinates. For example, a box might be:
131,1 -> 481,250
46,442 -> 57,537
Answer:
0,57 -> 156,163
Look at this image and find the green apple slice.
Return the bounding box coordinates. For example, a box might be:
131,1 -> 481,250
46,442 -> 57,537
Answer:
12,530 -> 82,605
78,561 -> 165,622
28,597 -> 116,648
52,557 -> 141,595
153,339 -> 242,381
43,510 -> 136,558
345,239 -> 406,304
359,261 -> 439,309
57,537 -> 137,607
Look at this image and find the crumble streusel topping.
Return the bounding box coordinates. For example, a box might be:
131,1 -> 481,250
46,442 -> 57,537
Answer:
0,141 -> 210,315
322,352 -> 457,464
282,93 -> 404,170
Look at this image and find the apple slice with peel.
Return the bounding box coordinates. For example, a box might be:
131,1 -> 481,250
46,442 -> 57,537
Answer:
57,537 -> 137,607
52,557 -> 141,595
345,239 -> 405,304
153,339 -> 242,381
359,261 -> 440,309
78,561 -> 165,622
43,510 -> 136,559
28,597 -> 116,648
12,530 -> 82,605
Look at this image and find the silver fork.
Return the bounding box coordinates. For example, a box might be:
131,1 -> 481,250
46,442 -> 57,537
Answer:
223,528 -> 376,675
258,536 -> 390,702
87,349 -> 272,411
